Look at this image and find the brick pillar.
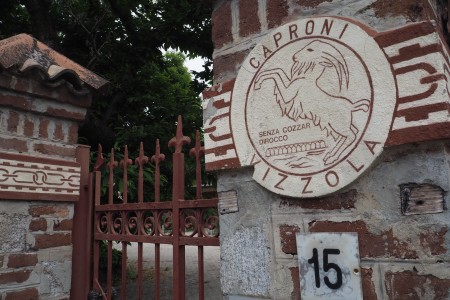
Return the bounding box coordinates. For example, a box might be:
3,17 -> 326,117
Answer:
0,34 -> 107,299
207,1 -> 450,299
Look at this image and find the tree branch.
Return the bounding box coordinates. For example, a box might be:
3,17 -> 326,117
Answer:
106,0 -> 136,34
23,0 -> 58,47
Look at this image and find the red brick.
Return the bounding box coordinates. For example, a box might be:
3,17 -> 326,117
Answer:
33,143 -> 76,157
202,79 -> 235,99
29,218 -> 47,231
279,189 -> 357,210
0,93 -> 33,111
212,1 -> 233,48
7,253 -> 38,268
289,267 -> 301,300
23,116 -> 34,137
5,287 -> 39,300
309,220 -> 418,259
7,110 -> 19,132
0,72 -> 91,108
68,123 -> 78,144
267,0 -> 289,29
29,206 -> 69,217
0,270 -> 31,284
362,267 -> 378,300
39,117 -> 50,139
370,0 -> 435,22
280,225 -> 300,255
420,227 -> 447,255
385,270 -> 450,300
29,206 -> 55,217
213,50 -> 249,82
53,121 -> 64,141
239,0 -> 261,37
46,107 -> 86,121
53,219 -> 73,231
33,233 -> 71,249
296,0 -> 332,8
0,136 -> 28,152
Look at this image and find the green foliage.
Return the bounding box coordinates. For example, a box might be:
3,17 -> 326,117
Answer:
0,0 -> 212,145
98,241 -> 122,273
0,0 -> 215,201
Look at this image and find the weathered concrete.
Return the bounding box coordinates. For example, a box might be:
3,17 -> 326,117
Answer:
208,0 -> 450,298
0,202 -> 31,253
216,141 -> 450,298
218,170 -> 273,297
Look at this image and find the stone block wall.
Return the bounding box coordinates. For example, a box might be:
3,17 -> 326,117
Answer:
0,202 -> 73,300
208,0 -> 450,299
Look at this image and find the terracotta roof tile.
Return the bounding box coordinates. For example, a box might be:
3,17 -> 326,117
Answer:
0,33 -> 109,94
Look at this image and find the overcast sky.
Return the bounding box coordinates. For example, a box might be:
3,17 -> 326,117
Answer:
184,55 -> 206,73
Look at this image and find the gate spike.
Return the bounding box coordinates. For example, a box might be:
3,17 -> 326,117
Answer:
119,145 -> 133,203
151,139 -> 165,202
94,144 -> 105,171
135,142 -> 149,203
189,130 -> 205,157
189,130 -> 205,199
151,139 -> 166,165
107,148 -> 118,205
135,142 -> 149,167
168,115 -> 191,153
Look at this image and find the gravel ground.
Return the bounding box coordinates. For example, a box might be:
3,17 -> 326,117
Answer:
111,243 -> 222,300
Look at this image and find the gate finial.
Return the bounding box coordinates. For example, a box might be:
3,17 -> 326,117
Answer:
94,144 -> 105,171
168,115 -> 191,153
135,142 -> 149,203
151,139 -> 165,202
190,130 -> 205,199
107,148 -> 118,205
120,145 -> 133,203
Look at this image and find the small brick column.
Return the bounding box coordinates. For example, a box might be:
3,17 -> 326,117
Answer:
0,34 -> 107,299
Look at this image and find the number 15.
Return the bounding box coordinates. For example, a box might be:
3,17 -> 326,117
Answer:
307,248 -> 343,289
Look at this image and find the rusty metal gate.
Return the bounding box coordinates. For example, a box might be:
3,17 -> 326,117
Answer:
73,116 -> 219,300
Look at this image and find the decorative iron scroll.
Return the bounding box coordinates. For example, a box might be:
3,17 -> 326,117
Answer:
95,206 -> 219,241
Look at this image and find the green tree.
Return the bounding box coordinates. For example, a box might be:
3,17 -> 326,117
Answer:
0,0 -> 213,200
0,0 -> 211,136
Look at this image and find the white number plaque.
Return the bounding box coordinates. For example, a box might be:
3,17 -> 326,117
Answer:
296,232 -> 363,300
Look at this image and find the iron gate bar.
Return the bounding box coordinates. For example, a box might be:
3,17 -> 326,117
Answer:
94,199 -> 218,211
191,130 -> 209,300
136,142 -> 149,300
169,116 -> 191,300
93,233 -> 219,246
71,145 -> 92,300
92,147 -> 106,298
91,115 -> 219,300
150,139 -> 164,300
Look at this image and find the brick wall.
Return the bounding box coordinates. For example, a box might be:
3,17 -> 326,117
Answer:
0,202 -> 73,300
0,35 -> 99,299
0,69 -> 90,160
210,0 -> 450,299
211,0 -> 445,84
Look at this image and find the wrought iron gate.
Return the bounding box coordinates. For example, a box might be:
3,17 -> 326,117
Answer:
83,116 -> 219,300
